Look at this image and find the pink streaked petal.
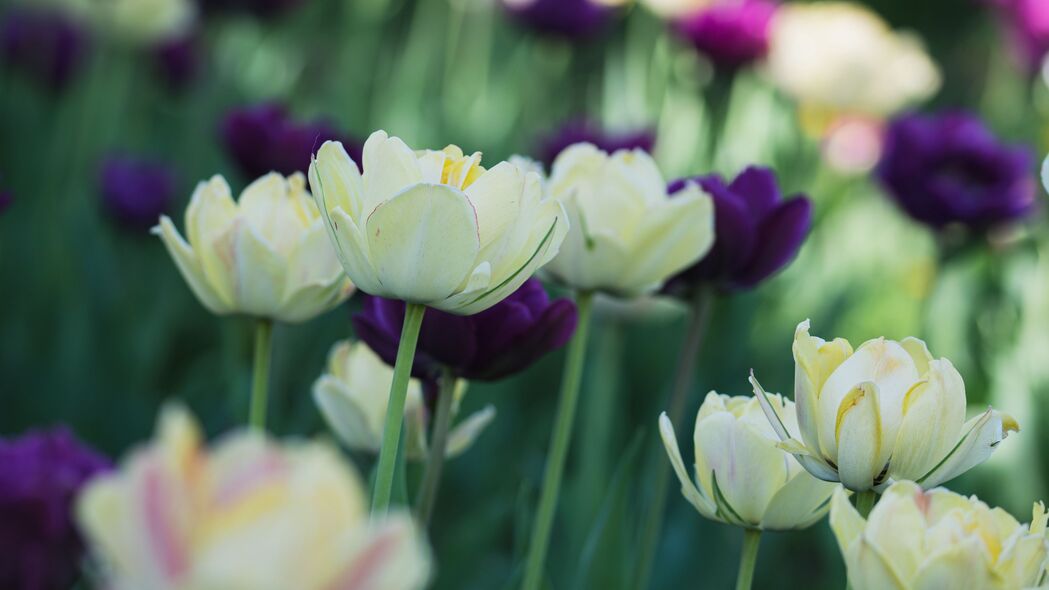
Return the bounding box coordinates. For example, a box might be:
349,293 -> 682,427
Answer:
327,529 -> 400,590
142,461 -> 190,581
213,452 -> 289,507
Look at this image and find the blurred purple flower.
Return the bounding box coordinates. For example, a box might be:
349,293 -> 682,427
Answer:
987,0 -> 1049,72
665,167 -> 811,294
153,35 -> 199,92
221,103 -> 361,180
354,278 -> 577,383
0,8 -> 89,93
0,428 -> 110,590
99,156 -> 177,232
672,0 -> 776,69
198,0 -> 309,18
538,120 -> 655,168
877,112 -> 1037,231
503,0 -> 613,39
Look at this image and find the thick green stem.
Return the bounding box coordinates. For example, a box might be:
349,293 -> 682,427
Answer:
633,289 -> 713,589
735,529 -> 762,590
372,303 -> 427,514
414,367 -> 458,527
249,319 -> 274,430
855,490 -> 878,518
522,291 -> 595,590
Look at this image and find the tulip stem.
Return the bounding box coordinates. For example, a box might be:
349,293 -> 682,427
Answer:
249,319 -> 274,430
414,367 -> 458,527
855,490 -> 878,518
522,290 -> 595,590
634,287 -> 713,589
372,302 -> 427,515
735,529 -> 762,590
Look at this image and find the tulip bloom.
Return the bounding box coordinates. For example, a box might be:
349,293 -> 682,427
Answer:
502,0 -> 613,38
987,0 -> 1049,73
830,481 -> 1049,589
313,341 -> 495,459
0,8 -> 89,93
672,0 -> 777,70
99,155 -> 176,232
660,392 -> 837,530
543,143 -> 714,297
153,172 -> 353,323
76,406 -> 431,590
752,320 -> 1018,492
537,121 -> 655,169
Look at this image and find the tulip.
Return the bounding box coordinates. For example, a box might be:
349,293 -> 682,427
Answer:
536,120 -> 655,169
76,406 -> 431,590
751,320 -> 1019,493
0,7 -> 89,93
98,154 -> 177,232
543,143 -> 715,298
501,0 -> 614,39
1,428 -> 110,590
671,0 -> 777,70
152,34 -> 198,92
830,481 -> 1049,590
313,340 -> 495,459
987,0 -> 1049,73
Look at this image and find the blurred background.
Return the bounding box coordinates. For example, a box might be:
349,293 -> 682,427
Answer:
2,0 -> 1048,587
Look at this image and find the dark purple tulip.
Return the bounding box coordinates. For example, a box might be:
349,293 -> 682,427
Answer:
538,120 -> 655,168
198,0 -> 309,18
0,8 -> 89,93
987,0 -> 1049,72
221,103 -> 361,180
672,0 -> 776,70
665,167 -> 811,294
153,35 -> 199,92
503,0 -> 613,39
877,112 -> 1038,231
0,428 -> 110,590
354,278 -> 578,383
98,156 -> 177,232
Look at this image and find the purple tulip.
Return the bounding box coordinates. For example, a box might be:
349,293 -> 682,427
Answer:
877,112 -> 1037,231
502,0 -> 613,38
672,0 -> 776,70
199,0 -> 309,18
221,103 -> 361,180
538,120 -> 655,168
153,35 -> 199,92
354,278 -> 578,383
987,0 -> 1049,72
0,8 -> 89,93
98,156 -> 177,232
0,428 -> 110,590
665,167 -> 811,294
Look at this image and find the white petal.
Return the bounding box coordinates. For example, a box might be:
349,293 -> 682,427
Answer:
918,408 -> 1019,488
153,216 -> 232,314
658,413 -> 717,517
834,382 -> 887,492
361,130 -> 423,216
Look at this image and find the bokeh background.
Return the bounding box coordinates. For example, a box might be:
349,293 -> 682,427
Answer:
2,0 -> 1048,588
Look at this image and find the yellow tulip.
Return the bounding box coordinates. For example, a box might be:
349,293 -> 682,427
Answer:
308,132 -> 568,315
154,172 -> 354,323
76,406 -> 431,590
752,320 -> 1018,492
542,144 -> 714,297
313,341 -> 495,459
830,481 -> 1049,590
660,392 -> 838,530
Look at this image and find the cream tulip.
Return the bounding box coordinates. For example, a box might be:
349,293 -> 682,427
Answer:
752,320 -> 1019,492
154,172 -> 353,323
76,406 -> 431,590
542,143 -> 714,297
313,341 -> 495,460
660,392 -> 838,530
830,481 -> 1049,590
308,132 -> 568,315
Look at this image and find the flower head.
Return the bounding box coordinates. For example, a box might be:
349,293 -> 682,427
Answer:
152,34 -> 198,92
665,166 -> 810,294
543,143 -> 714,297
153,172 -> 354,322
752,320 -> 1019,492
0,428 -> 110,590
313,341 -> 495,459
99,155 -> 177,232
659,392 -> 838,530
221,103 -> 359,181
988,0 -> 1049,73
830,481 -> 1049,589
199,0 -> 309,18
309,131 -> 569,315
353,278 -> 577,382
877,112 -> 1038,231
537,120 -> 655,169
502,0 -> 613,38
672,0 -> 776,70
1,8 -> 89,92
76,406 -> 431,590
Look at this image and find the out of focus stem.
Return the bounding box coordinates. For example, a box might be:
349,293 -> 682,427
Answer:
522,291 -> 595,590
855,490 -> 878,518
249,319 -> 273,430
414,367 -> 458,527
735,529 -> 762,590
633,288 -> 713,589
372,303 -> 427,514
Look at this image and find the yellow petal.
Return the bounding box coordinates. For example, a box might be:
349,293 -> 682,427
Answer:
889,358 -> 965,481
186,176 -> 238,306
153,216 -> 233,314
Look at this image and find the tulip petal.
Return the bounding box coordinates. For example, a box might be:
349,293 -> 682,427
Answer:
835,382 -> 887,491
792,320 -> 852,457
658,413 -> 717,518
465,161 -> 525,248
734,197 -> 812,288
445,405 -> 497,458
365,183 -> 480,303
911,540 -> 995,590
761,472 -> 837,531
361,131 -> 424,216
863,482 -> 926,582
309,141 -> 364,222
330,208 -> 383,295
225,222 -> 287,317
186,176 -> 238,306
281,220 -> 352,318
847,536 -> 908,590
917,408 -> 1019,488
750,373 -> 839,482
237,173 -> 312,255
329,515 -> 431,590
888,359 -> 965,481
313,376 -> 381,453
278,280 -> 351,323
829,487 -> 864,556
153,216 -> 232,314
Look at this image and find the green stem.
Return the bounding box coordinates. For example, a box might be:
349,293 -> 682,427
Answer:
249,319 -> 274,430
855,490 -> 878,518
414,367 -> 458,527
633,288 -> 713,589
735,529 -> 762,590
372,303 -> 427,514
522,291 -> 595,590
